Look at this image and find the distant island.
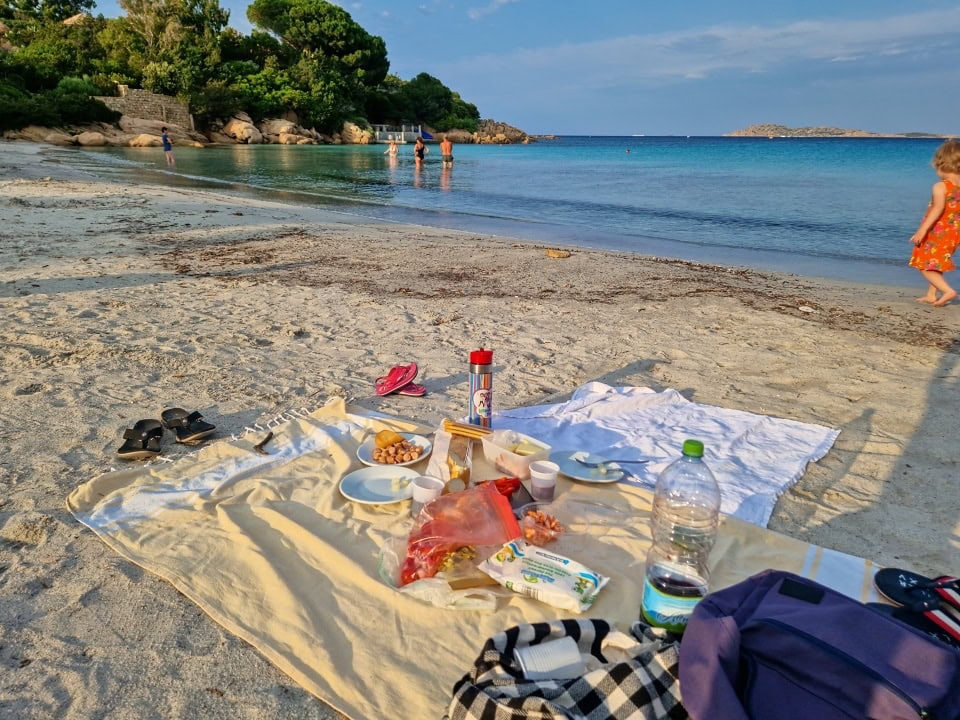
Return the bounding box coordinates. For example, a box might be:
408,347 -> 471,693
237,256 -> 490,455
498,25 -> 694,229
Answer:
726,123 -> 950,139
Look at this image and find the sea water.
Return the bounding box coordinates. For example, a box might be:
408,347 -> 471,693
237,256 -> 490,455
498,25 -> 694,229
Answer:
54,135 -> 944,287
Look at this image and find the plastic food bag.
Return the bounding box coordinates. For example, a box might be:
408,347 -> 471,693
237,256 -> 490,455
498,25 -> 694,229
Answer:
399,481 -> 521,586
378,536 -> 503,610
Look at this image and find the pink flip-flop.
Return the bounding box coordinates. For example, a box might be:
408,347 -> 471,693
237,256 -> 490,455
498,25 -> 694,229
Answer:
395,382 -> 427,397
375,363 -> 419,396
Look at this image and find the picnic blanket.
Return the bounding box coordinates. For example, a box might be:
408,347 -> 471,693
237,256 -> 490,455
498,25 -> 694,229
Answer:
495,383 -> 840,527
67,398 -> 870,720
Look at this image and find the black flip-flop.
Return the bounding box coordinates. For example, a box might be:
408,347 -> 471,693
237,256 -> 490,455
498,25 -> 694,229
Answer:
866,602 -> 960,650
161,408 -> 216,444
117,419 -> 164,460
874,567 -> 960,644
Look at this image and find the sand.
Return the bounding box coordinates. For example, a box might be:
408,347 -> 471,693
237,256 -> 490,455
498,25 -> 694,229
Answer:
1,140 -> 959,719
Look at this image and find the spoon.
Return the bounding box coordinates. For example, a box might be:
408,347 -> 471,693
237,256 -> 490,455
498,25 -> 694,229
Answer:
573,453 -> 651,468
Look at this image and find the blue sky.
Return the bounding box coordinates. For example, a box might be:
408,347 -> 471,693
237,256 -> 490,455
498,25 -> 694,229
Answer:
92,1 -> 960,136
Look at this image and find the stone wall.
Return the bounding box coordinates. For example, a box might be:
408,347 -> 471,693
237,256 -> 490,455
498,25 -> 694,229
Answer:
94,87 -> 193,130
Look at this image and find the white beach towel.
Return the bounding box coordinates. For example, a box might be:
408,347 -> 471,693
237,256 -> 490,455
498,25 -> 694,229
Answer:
494,383 -> 839,528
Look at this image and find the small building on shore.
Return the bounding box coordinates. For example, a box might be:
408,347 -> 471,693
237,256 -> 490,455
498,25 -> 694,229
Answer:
371,124 -> 424,143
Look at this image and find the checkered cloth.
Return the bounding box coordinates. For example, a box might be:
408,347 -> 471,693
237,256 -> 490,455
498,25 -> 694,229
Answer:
446,619 -> 687,720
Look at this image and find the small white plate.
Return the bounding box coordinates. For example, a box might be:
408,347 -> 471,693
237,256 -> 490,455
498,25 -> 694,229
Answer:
357,433 -> 433,467
339,466 -> 420,505
553,450 -> 625,484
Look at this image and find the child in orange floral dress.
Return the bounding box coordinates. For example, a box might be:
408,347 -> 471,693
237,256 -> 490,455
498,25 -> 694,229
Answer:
910,140 -> 960,306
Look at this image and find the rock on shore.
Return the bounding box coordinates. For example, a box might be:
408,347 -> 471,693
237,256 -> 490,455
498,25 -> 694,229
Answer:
472,119 -> 531,144
2,114 -> 536,148
1,119 -> 209,147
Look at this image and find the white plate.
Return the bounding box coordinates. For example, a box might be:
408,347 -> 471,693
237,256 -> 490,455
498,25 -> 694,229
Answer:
553,450 -> 625,484
338,466 -> 420,505
357,433 -> 433,467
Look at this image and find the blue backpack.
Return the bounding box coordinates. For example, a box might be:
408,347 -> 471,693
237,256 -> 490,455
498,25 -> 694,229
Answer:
678,570 -> 960,720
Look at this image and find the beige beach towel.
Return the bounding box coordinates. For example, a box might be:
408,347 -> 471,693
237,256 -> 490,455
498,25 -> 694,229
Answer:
67,399 -> 876,719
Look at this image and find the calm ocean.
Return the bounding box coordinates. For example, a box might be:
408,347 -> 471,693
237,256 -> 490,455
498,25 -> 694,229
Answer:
58,135 -> 946,287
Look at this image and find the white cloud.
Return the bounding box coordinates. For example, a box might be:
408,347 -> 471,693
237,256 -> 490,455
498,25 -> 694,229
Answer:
468,0 -> 519,22
443,8 -> 960,89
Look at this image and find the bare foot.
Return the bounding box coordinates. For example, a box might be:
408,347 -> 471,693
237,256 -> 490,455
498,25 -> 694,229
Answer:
933,291 -> 958,307
915,296 -> 936,304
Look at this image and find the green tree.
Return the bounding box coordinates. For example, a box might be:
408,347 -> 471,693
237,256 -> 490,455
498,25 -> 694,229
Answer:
220,27 -> 286,68
2,12 -> 107,91
386,72 -> 479,131
188,77 -> 242,119
0,68 -> 119,131
90,16 -> 140,91
436,91 -> 479,132
1,0 -> 93,23
50,74 -> 120,123
1,0 -> 485,134
117,0 -> 228,96
247,0 -> 388,96
118,0 -> 183,56
363,72 -> 479,131
401,72 -> 451,124
364,72 -> 409,124
230,54 -> 303,119
288,53 -> 352,128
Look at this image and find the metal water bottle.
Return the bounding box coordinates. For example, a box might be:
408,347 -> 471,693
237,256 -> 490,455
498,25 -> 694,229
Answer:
468,348 -> 493,428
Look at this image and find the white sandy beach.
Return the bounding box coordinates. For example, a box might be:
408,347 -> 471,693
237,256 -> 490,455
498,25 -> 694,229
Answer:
2,139 -> 959,719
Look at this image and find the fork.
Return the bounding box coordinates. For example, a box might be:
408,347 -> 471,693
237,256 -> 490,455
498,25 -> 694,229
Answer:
573,454 -> 651,468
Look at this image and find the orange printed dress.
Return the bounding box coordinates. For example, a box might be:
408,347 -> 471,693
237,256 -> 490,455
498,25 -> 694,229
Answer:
910,179 -> 960,272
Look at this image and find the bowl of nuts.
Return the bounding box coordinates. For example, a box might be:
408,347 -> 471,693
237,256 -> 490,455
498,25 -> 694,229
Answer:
358,430 -> 432,467
515,502 -> 566,546
514,500 -> 595,556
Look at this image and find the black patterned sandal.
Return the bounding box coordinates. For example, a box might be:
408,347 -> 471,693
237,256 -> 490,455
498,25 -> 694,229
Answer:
161,408 -> 216,444
874,567 -> 960,644
117,419 -> 164,460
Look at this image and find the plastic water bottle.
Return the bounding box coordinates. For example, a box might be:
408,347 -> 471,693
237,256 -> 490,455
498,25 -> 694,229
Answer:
641,439 -> 721,633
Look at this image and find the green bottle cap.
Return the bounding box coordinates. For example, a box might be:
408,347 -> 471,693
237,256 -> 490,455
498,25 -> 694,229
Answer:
682,439 -> 704,458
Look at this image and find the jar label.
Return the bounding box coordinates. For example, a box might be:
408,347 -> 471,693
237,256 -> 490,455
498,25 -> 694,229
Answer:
640,575 -> 703,633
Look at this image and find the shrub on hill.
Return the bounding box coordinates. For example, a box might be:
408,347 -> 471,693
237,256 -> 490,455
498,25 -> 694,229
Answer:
0,75 -> 119,131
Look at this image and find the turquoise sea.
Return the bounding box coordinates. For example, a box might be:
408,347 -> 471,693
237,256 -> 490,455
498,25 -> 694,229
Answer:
59,135 -> 947,287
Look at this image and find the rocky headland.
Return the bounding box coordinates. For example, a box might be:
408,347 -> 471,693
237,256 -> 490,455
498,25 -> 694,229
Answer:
727,123 -> 948,138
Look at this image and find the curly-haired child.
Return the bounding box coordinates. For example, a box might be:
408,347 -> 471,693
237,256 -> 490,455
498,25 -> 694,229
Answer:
910,140 -> 960,306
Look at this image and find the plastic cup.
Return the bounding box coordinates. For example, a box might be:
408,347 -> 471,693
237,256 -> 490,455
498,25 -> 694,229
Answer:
409,475 -> 444,517
513,636 -> 585,680
528,460 -> 559,501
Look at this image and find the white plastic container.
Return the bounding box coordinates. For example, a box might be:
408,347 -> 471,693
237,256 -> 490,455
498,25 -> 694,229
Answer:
480,429 -> 550,480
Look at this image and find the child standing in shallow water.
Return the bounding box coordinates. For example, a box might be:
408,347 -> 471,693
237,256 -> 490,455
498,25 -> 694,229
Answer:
910,140 -> 960,306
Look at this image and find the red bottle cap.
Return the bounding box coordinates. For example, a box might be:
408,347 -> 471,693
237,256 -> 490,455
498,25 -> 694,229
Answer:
469,348 -> 493,364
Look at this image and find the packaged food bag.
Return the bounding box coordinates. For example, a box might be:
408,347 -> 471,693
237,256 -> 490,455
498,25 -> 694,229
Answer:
478,540 -> 610,613
399,481 -> 521,586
